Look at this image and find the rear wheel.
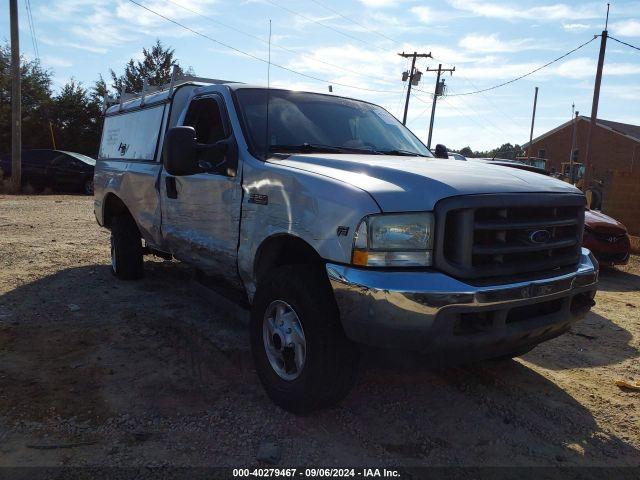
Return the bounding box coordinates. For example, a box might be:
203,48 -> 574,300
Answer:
250,265 -> 358,413
110,214 -> 144,280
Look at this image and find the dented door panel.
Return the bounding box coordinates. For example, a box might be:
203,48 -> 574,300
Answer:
159,171 -> 243,288
159,88 -> 243,289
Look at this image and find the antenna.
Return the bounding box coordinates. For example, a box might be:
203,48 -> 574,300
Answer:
168,65 -> 178,97
264,19 -> 272,160
605,3 -> 610,30
118,86 -> 126,112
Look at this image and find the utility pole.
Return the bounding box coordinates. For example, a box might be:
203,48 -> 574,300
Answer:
526,86 -> 539,160
569,110 -> 579,184
398,51 -> 432,125
584,3 -> 610,188
10,0 -> 21,193
426,64 -> 455,149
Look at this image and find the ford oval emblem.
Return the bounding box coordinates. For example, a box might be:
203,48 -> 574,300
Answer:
529,229 -> 551,244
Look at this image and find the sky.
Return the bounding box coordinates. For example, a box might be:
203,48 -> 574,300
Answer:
1,0 -> 640,151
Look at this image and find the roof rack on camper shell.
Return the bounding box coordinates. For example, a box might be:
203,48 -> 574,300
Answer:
102,65 -> 238,115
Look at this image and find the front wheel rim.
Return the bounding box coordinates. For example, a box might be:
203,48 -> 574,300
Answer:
263,300 -> 306,381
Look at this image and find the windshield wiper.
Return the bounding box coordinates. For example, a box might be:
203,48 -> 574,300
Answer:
268,143 -> 381,155
376,149 -> 426,157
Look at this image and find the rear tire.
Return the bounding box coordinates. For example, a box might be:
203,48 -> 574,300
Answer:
250,265 -> 358,413
110,214 -> 144,280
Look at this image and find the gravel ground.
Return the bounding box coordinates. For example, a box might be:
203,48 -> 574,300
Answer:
0,195 -> 639,468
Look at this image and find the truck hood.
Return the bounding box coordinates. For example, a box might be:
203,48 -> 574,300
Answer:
269,154 -> 582,211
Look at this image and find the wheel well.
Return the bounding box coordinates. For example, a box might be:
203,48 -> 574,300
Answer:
103,193 -> 130,228
254,235 -> 322,283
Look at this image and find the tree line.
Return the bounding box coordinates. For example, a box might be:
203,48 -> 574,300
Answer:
0,40 -> 191,157
453,143 -> 525,160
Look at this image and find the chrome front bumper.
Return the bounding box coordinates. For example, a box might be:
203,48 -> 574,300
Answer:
327,248 -> 598,355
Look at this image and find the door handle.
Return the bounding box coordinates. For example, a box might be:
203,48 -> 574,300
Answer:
166,176 -> 178,199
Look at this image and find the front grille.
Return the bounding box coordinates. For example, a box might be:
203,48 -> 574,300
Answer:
435,194 -> 585,279
589,229 -> 627,243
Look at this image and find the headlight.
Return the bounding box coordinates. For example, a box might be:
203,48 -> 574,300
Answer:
351,212 -> 434,267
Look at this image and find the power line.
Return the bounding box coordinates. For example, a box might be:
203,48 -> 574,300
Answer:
304,0 -> 518,107
291,0 -> 605,152
306,0 -> 399,44
395,56 -> 410,118
262,0 -> 600,122
408,93 -> 505,142
407,98 -> 433,124
25,0 -> 39,58
609,35 -> 640,52
410,92 -> 522,145
160,0 -> 398,87
266,0 -> 458,106
24,0 -> 39,60
445,63 -> 528,130
443,88 -> 513,134
298,1 -> 584,127
127,0 -> 402,94
440,97 -> 507,139
445,35 -> 599,96
424,56 -> 529,134
263,0 -> 389,53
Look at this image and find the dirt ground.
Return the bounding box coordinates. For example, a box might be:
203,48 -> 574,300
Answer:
0,194 -> 639,468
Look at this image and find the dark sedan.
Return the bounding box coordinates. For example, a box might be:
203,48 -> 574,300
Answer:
0,149 -> 95,195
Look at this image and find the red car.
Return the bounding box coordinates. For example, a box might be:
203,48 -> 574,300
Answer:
583,209 -> 631,266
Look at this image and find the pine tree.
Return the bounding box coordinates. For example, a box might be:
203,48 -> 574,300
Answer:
109,40 -> 193,94
50,79 -> 102,156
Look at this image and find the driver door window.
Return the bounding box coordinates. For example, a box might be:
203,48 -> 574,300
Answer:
182,96 -> 236,175
184,97 -> 227,144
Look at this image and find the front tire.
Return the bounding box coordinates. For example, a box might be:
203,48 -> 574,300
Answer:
110,214 -> 144,280
250,265 -> 358,413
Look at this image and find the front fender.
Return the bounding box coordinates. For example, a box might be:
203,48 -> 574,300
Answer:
237,158 -> 381,300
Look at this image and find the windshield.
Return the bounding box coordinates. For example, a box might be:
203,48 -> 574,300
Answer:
62,151 -> 96,165
235,89 -> 432,158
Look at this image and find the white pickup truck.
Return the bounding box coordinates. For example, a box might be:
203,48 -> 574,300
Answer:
94,78 -> 598,413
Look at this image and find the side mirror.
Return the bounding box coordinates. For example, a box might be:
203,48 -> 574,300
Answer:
163,126 -> 199,176
434,144 -> 448,159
